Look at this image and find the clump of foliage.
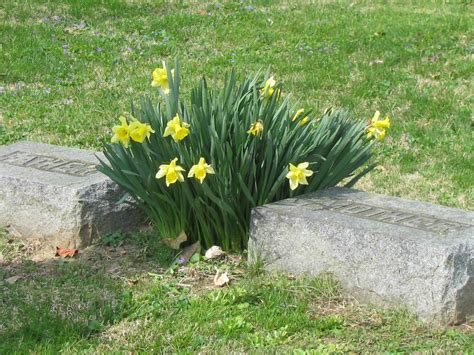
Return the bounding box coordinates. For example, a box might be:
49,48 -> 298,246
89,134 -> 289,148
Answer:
100,60 -> 388,251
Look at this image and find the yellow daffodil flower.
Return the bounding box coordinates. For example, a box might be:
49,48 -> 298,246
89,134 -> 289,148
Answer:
292,108 -> 305,122
299,116 -> 310,126
163,114 -> 190,142
188,157 -> 215,183
260,76 -> 276,98
370,110 -> 391,129
286,162 -> 313,190
247,121 -> 264,136
155,158 -> 185,187
367,126 -> 386,141
174,124 -> 190,141
367,110 -> 391,141
151,61 -> 175,94
111,115 -> 131,147
129,120 -> 155,143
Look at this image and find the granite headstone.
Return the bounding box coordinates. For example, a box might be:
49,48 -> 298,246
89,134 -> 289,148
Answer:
249,187 -> 473,325
0,141 -> 145,248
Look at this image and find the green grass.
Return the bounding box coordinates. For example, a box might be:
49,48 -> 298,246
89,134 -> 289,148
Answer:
0,0 -> 472,208
1,1 -> 473,351
1,232 -> 473,353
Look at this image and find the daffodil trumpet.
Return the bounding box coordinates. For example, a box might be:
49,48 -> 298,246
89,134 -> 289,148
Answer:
286,162 -> 314,190
156,158 -> 186,187
163,114 -> 190,142
367,110 -> 390,141
151,61 -> 175,94
111,115 -> 155,147
188,157 -> 215,183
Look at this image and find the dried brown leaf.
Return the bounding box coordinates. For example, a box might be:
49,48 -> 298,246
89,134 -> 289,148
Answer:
5,275 -> 22,284
162,231 -> 187,250
55,246 -> 79,258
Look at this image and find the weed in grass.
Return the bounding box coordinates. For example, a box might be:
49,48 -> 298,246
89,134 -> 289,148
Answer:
99,231 -> 127,247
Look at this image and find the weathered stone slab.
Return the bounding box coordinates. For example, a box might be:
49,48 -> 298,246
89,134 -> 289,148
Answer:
248,187 -> 473,325
0,141 -> 145,248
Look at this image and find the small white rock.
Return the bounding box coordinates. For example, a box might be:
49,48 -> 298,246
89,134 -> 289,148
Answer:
205,245 -> 224,260
213,270 -> 229,287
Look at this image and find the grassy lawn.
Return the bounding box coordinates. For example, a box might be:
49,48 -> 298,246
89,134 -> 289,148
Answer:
1,230 -> 473,353
1,0 -> 473,352
1,0 -> 472,208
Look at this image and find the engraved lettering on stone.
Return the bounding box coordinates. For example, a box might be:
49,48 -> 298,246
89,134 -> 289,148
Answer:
54,161 -> 97,176
402,216 -> 437,229
335,204 -> 374,215
25,156 -> 69,171
355,207 -> 386,218
303,197 -> 472,234
376,211 -> 416,223
426,221 -> 468,233
0,151 -> 37,166
0,151 -> 97,177
324,200 -> 352,210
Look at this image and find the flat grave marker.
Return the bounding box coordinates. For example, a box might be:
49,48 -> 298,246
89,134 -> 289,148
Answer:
249,187 -> 473,325
0,141 -> 145,248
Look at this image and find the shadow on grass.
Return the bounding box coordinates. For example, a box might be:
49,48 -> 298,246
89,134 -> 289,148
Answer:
0,230 -> 176,352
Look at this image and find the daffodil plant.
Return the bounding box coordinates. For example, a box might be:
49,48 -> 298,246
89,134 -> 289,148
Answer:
100,59 -> 388,251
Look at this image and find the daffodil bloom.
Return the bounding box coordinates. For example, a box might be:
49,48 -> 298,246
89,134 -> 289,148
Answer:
367,126 -> 386,141
156,158 -> 185,187
163,114 -> 190,142
129,120 -> 155,143
174,124 -> 190,141
370,111 -> 390,129
188,157 -> 215,183
367,111 -> 391,141
151,61 -> 175,94
260,76 -> 276,98
299,116 -> 310,126
247,121 -> 264,136
292,108 -> 305,122
111,116 -> 130,147
286,162 -> 313,190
